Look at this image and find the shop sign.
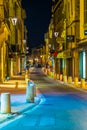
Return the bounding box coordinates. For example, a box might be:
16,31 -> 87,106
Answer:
57,52 -> 64,58
57,51 -> 72,58
53,51 -> 58,57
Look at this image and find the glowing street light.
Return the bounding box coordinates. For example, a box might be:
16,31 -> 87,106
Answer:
11,17 -> 18,75
11,17 -> 18,26
54,31 -> 59,37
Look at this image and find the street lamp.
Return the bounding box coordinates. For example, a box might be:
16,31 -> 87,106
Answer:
11,17 -> 18,26
54,32 -> 59,38
11,17 -> 18,75
0,17 -> 18,79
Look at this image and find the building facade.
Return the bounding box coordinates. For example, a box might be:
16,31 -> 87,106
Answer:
0,0 -> 26,82
43,0 -> 86,82
50,0 -> 87,81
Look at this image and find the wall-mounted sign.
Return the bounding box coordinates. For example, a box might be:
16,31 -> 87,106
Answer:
57,52 -> 64,58
53,51 -> 58,57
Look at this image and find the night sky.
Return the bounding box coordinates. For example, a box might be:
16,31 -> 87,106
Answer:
21,0 -> 52,48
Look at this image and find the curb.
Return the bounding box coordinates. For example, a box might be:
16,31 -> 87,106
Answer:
0,95 -> 41,125
44,73 -> 87,93
56,79 -> 87,93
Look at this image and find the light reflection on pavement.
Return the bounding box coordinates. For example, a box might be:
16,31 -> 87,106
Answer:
1,68 -> 87,130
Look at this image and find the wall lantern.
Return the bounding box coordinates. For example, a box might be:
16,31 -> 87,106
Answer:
54,32 -> 59,37
26,47 -> 29,50
11,17 -> 18,26
23,39 -> 26,44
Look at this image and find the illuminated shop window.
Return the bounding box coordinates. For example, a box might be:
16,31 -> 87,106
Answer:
83,51 -> 86,78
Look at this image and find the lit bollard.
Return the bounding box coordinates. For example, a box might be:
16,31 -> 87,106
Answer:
1,93 -> 11,114
34,84 -> 36,97
50,72 -> 52,77
44,68 -> 46,73
26,81 -> 36,103
26,78 -> 29,85
81,78 -> 85,88
47,69 -> 49,75
25,70 -> 28,75
45,69 -> 47,74
49,71 -> 51,77
52,72 -> 54,78
15,82 -> 18,88
63,75 -> 67,83
60,74 -> 63,81
48,70 -> 50,76
68,76 -> 72,84
25,74 -> 28,80
54,73 -> 57,79
74,77 -> 78,86
56,74 -> 59,80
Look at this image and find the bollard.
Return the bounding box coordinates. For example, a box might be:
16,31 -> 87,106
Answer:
45,69 -> 47,74
50,72 -> 52,77
74,77 -> 78,86
15,82 -> 18,88
63,75 -> 67,83
1,93 -> 11,114
60,74 -> 63,81
68,76 -> 72,84
26,70 -> 28,75
49,71 -> 51,77
26,78 -> 30,85
54,73 -> 57,79
56,74 -> 59,80
26,81 -> 35,103
34,84 -> 36,97
44,68 -> 46,73
25,74 -> 28,80
81,78 -> 85,88
52,72 -> 54,78
47,69 -> 49,75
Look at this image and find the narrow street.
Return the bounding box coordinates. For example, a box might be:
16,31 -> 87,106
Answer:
1,68 -> 87,130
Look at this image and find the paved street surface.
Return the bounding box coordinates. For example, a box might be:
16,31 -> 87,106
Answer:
1,68 -> 87,130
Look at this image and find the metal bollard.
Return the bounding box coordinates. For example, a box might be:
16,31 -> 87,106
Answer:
26,78 -> 30,85
60,74 -> 63,81
26,81 -> 36,103
15,82 -> 18,88
56,74 -> 59,80
1,93 -> 11,114
63,75 -> 67,83
68,76 -> 72,84
34,84 -> 36,97
74,77 -> 78,86
81,78 -> 85,88
25,74 -> 28,80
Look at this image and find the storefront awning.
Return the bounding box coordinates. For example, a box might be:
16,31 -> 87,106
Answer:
57,50 -> 72,58
57,52 -> 64,58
